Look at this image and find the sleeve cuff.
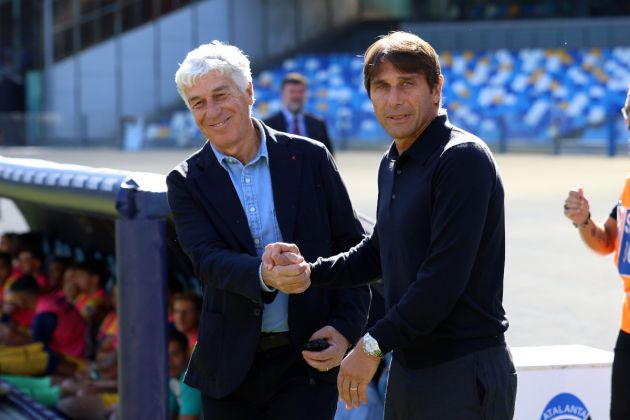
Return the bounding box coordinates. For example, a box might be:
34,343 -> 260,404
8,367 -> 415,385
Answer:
368,318 -> 399,354
259,262 -> 276,292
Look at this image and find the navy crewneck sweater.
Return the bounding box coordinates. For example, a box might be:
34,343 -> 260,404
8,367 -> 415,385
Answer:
311,113 -> 509,368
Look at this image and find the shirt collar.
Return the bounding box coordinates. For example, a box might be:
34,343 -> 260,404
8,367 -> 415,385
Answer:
209,118 -> 268,168
387,111 -> 450,165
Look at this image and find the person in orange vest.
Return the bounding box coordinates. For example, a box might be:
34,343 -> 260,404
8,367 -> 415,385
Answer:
57,285 -> 119,419
3,248 -> 48,329
73,260 -> 111,359
5,248 -> 48,290
563,86 -> 630,420
61,262 -> 79,303
73,260 -> 109,321
44,256 -> 73,296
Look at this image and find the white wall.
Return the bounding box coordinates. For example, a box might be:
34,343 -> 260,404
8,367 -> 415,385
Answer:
195,0 -> 230,46
81,42 -> 117,140
300,0 -> 330,42
121,26 -> 155,119
49,58 -> 76,140
267,0 -> 296,56
233,0 -> 264,59
158,8 -> 196,109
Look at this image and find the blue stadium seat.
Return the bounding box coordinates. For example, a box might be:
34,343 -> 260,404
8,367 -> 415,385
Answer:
164,47 -> 630,148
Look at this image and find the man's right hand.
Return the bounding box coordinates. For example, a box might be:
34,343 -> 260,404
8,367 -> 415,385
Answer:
261,251 -> 311,294
564,187 -> 591,226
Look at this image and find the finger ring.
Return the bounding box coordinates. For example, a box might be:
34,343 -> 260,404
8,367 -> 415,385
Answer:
350,387 -> 358,391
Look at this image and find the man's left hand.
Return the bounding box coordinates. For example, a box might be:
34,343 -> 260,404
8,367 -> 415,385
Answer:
261,259 -> 311,294
302,325 -> 349,372
337,337 -> 381,409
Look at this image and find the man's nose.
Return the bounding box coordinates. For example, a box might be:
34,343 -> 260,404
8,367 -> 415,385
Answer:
204,100 -> 221,118
387,87 -> 403,106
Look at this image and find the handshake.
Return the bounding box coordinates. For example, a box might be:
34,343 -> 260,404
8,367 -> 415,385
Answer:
261,242 -> 311,294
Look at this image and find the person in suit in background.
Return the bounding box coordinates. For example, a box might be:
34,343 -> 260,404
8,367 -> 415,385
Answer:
264,72 -> 335,155
167,41 -> 370,420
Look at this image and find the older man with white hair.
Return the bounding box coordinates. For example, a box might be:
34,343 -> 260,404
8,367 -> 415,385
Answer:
166,41 -> 370,419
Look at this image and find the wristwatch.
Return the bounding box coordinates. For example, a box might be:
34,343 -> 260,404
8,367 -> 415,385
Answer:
362,333 -> 383,358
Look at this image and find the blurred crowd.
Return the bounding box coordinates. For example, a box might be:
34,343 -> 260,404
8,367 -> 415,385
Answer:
0,232 -> 202,420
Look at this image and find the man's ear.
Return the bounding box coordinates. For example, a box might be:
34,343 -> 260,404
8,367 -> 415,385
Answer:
246,81 -> 255,106
433,75 -> 444,106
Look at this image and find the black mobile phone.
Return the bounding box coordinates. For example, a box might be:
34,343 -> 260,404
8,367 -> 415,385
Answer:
303,338 -> 330,352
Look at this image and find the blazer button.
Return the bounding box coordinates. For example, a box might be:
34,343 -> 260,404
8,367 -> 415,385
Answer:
253,308 -> 261,317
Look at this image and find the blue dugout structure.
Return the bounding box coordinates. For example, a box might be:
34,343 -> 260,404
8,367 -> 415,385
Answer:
0,156 -> 182,419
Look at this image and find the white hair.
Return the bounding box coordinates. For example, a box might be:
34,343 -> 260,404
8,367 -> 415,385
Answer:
175,40 -> 253,109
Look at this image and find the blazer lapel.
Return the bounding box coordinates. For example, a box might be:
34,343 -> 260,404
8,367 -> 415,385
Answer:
266,127 -> 301,244
189,143 -> 256,255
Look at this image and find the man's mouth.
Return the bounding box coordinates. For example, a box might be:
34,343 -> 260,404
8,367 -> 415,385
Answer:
210,116 -> 230,128
388,114 -> 410,121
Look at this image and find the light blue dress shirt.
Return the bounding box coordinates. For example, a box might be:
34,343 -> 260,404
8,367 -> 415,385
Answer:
209,119 -> 289,333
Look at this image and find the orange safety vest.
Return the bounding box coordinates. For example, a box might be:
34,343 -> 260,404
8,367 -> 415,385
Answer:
614,173 -> 630,333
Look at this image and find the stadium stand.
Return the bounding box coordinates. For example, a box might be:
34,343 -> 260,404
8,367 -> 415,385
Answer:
147,47 -> 630,150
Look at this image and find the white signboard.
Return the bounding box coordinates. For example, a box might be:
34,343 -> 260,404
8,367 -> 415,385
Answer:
512,345 -> 613,419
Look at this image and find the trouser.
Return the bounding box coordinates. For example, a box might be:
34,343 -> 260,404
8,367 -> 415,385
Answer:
201,343 -> 338,420
384,344 -> 517,419
611,329 -> 630,420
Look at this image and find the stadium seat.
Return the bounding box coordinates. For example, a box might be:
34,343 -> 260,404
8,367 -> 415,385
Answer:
159,47 -> 630,148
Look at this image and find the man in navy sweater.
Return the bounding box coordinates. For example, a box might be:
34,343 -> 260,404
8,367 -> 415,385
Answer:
263,31 -> 516,419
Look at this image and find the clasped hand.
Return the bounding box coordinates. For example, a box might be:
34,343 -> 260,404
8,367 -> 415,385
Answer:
261,242 -> 311,294
563,187 -> 590,225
